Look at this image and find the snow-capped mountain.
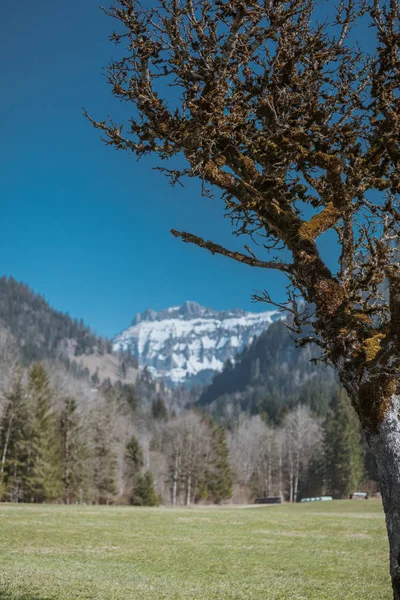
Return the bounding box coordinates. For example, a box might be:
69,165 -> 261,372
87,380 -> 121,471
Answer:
113,301 -> 278,386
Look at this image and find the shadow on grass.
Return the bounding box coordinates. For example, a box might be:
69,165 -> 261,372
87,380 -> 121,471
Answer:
0,589 -> 53,600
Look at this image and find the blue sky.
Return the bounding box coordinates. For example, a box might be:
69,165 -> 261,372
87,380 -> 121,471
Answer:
1,1 -> 352,337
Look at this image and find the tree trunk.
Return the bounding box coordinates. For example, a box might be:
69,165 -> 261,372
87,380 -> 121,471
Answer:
366,395 -> 400,600
63,424 -> 71,505
289,473 -> 294,503
1,412 -> 15,475
294,451 -> 300,503
288,440 -> 294,503
172,452 -> 180,506
267,438 -> 272,497
294,472 -> 299,504
186,473 -> 191,506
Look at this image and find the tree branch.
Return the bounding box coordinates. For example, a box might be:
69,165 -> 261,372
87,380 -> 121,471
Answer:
171,229 -> 294,273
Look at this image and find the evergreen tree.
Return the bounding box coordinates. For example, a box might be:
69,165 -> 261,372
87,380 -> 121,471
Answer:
298,451 -> 325,500
27,363 -> 60,502
324,388 -> 364,499
91,369 -> 100,387
126,436 -> 144,472
91,417 -> 117,504
206,424 -> 232,504
0,367 -> 30,501
151,396 -> 168,421
132,470 -> 159,506
59,397 -> 85,504
124,435 -> 144,503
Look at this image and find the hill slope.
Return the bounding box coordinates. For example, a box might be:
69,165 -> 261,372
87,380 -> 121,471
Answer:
0,276 -> 138,384
198,320 -> 337,422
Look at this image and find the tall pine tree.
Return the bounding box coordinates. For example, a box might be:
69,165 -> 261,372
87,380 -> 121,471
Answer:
0,366 -> 30,501
59,397 -> 86,504
324,388 -> 364,499
26,363 -> 60,502
91,416 -> 117,505
124,435 -> 144,504
206,424 -> 232,504
132,471 -> 159,506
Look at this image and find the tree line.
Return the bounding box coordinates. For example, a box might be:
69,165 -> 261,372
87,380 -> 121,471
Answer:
0,343 -> 233,505
229,390 -> 366,503
0,345 -> 372,505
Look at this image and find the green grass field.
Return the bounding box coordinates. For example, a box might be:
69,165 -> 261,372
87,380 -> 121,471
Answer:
0,501 -> 391,600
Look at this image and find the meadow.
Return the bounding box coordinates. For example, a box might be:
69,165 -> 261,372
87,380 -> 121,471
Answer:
0,501 -> 391,600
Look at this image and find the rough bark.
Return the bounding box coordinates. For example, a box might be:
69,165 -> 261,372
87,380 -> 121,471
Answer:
63,422 -> 71,505
294,471 -> 299,504
267,456 -> 272,498
0,412 -> 14,475
186,473 -> 191,506
367,394 -> 400,600
172,453 -> 179,506
278,452 -> 283,499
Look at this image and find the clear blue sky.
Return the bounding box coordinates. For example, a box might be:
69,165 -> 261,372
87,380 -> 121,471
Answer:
1,1 -> 352,337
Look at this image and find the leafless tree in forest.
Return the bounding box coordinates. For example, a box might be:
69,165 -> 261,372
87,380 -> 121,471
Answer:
229,411 -> 320,500
229,415 -> 275,498
283,405 -> 322,502
163,412 -> 210,505
87,0 -> 400,594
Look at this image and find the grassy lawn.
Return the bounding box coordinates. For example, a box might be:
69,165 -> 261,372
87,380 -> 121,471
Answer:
0,500 -> 391,600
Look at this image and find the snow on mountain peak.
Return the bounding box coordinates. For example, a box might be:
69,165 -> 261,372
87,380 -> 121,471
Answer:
114,303 -> 279,386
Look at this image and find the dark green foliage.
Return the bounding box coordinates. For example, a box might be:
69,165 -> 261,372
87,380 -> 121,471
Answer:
0,362 -> 141,506
126,436 -> 144,473
205,424 -> 232,504
101,380 -> 140,414
91,369 -> 100,387
125,437 -> 159,505
0,276 -> 105,363
199,321 -> 336,424
0,368 -> 30,501
132,470 -> 159,506
298,452 -> 325,501
298,378 -> 333,417
91,417 -> 118,505
59,397 -> 86,504
151,396 -> 168,420
26,364 -> 60,502
324,388 -> 364,499
1,364 -> 60,502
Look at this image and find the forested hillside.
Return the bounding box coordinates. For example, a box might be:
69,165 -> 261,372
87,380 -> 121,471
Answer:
199,320 -> 337,423
0,276 -> 111,363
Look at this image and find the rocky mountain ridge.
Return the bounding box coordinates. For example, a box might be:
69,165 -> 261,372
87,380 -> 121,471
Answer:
113,301 -> 278,386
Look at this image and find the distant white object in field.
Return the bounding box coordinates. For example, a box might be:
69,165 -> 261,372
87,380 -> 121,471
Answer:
300,496 -> 333,502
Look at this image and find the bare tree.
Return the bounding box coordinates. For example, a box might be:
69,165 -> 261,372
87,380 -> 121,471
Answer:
275,428 -> 287,499
89,0 -> 400,594
228,416 -> 261,488
283,405 -> 322,502
163,417 -> 185,506
163,412 -> 210,505
181,413 -> 210,504
229,415 -> 276,498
